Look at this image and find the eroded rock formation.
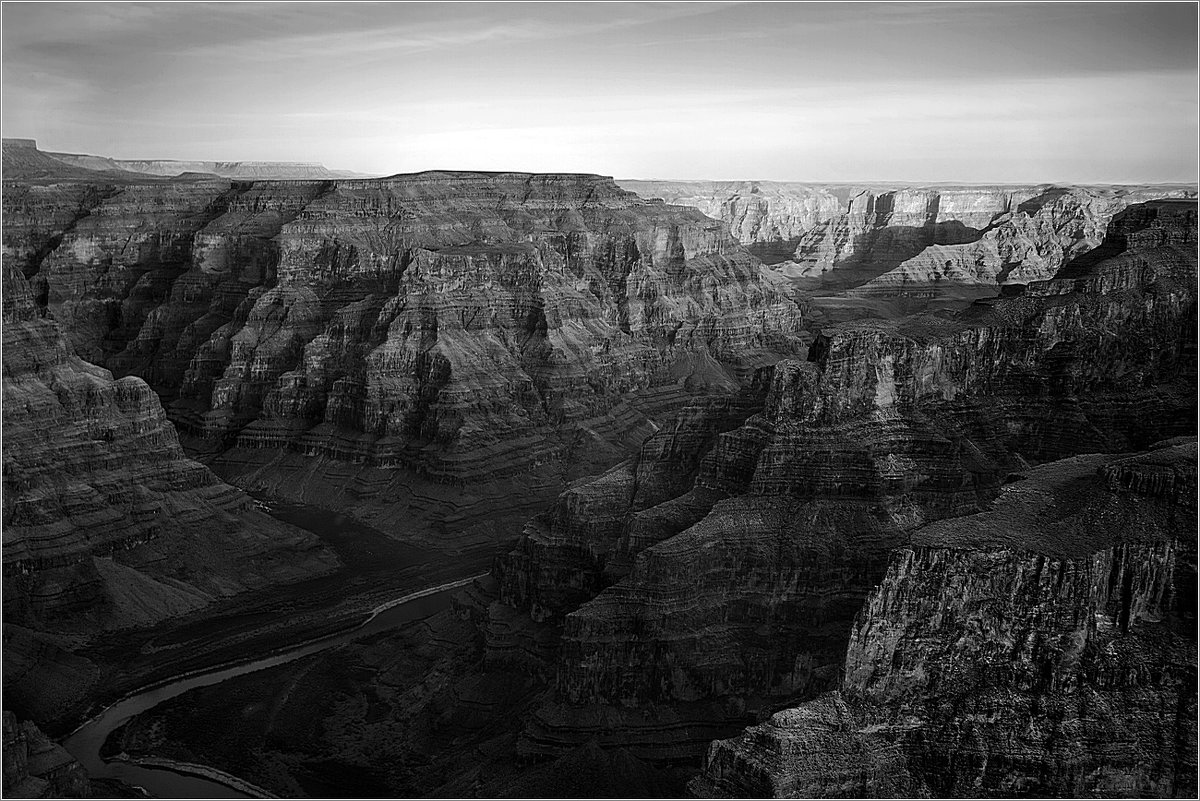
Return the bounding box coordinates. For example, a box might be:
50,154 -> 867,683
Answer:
4,134 -> 1194,796
2,711 -> 91,798
2,262 -> 338,723
490,200 -> 1196,762
619,180 -> 1196,292
693,439 -> 1197,798
5,145 -> 803,501
3,141 -> 810,730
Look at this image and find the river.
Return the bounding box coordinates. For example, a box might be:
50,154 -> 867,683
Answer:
63,569 -> 485,798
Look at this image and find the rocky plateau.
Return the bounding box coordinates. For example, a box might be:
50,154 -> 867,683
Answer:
45,150 -> 371,180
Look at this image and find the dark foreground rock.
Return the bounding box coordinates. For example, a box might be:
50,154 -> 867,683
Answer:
693,440 -> 1197,798
2,261 -> 339,725
3,711 -> 91,798
487,200 -> 1196,763
105,201 -> 1197,797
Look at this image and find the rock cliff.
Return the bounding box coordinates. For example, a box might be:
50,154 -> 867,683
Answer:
619,180 -> 1196,293
693,439 -> 1196,798
3,144 -> 809,725
5,151 -> 803,498
491,200 -> 1196,762
617,181 -> 851,251
2,262 -> 338,723
2,711 -> 91,798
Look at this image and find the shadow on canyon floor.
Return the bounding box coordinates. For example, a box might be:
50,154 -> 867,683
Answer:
790,219 -> 987,295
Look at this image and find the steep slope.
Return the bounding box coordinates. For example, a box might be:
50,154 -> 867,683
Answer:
92,200 -> 1196,798
2,711 -> 91,798
488,199 -> 1196,761
616,180 -> 853,252
693,439 -> 1196,798
2,263 -> 338,723
619,180 -> 1196,297
5,160 -> 804,544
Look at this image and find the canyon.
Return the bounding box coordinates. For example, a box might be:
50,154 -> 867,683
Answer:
619,179 -> 1197,325
3,140 -> 802,549
2,139 -> 1196,798
693,439 -> 1196,798
488,198 -> 1197,773
2,138 -> 804,788
3,255 -> 340,727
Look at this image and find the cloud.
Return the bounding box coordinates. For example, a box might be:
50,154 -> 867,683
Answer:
1,2 -> 1194,182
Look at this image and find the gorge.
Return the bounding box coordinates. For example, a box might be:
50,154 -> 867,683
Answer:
2,139 -> 1196,799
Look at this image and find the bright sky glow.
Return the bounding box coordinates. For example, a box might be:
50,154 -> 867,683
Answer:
2,1 -> 1196,182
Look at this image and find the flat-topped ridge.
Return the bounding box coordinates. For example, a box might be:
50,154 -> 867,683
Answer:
381,169 -> 613,181
910,439 -> 1196,558
620,178 -> 1198,192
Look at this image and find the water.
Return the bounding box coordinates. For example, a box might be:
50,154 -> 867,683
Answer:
63,575 -> 483,798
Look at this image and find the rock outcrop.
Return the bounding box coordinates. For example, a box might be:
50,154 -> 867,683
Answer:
2,711 -> 91,798
619,180 -> 1197,292
2,262 -> 338,723
6,154 -> 803,489
617,181 -> 851,251
693,439 -> 1197,798
490,200 -> 1196,762
3,144 -> 811,726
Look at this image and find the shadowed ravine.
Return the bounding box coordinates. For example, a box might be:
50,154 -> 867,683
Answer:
64,509 -> 485,800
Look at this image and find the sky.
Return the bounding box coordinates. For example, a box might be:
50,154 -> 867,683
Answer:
2,1 -> 1197,183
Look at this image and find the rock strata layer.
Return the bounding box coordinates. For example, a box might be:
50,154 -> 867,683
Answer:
693,440 -> 1197,798
2,262 -> 338,724
3,140 -> 807,728
2,711 -> 91,798
489,200 -> 1196,762
619,180 -> 1196,291
5,143 -> 802,488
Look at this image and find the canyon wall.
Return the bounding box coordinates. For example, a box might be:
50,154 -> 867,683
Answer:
2,262 -> 339,724
2,141 -> 810,727
619,180 -> 1197,291
2,711 -> 91,798
4,137 -> 1194,794
693,439 -> 1196,798
5,148 -> 802,492
489,199 -> 1196,762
